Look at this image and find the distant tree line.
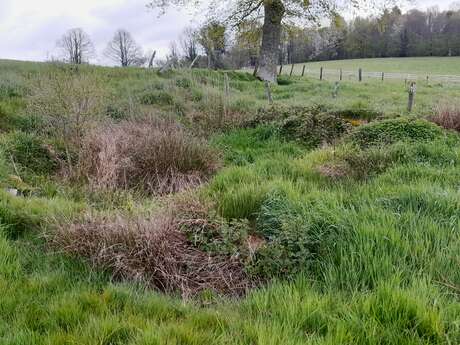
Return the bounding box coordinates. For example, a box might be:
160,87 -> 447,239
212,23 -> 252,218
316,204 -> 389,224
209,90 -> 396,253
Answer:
275,5 -> 460,65
165,5 -> 460,70
54,4 -> 460,70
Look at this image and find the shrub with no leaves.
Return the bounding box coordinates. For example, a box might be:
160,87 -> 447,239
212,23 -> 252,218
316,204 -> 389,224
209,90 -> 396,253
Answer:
78,117 -> 219,195
27,69 -> 106,147
27,69 -> 107,173
52,197 -> 251,297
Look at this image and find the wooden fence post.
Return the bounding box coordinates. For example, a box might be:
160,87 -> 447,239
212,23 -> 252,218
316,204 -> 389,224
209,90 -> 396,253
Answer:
265,81 -> 273,105
381,72 -> 384,81
290,63 -> 294,77
148,50 -> 157,68
278,64 -> 283,76
340,69 -> 343,81
408,82 -> 416,112
301,65 -> 306,77
332,81 -> 340,98
358,68 -> 362,82
320,67 -> 323,81
224,73 -> 230,98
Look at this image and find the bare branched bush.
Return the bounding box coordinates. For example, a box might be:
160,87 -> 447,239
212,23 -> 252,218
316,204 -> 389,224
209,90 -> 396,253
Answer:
429,104 -> 460,132
27,70 -> 107,171
52,201 -> 251,297
78,117 -> 220,195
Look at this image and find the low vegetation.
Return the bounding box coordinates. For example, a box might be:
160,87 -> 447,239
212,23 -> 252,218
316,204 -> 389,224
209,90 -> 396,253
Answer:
78,117 -> 219,195
0,59 -> 460,344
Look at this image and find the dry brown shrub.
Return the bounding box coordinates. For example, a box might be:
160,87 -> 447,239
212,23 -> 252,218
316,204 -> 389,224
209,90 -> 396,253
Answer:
429,104 -> 460,132
52,201 -> 251,298
78,117 -> 220,195
316,163 -> 350,179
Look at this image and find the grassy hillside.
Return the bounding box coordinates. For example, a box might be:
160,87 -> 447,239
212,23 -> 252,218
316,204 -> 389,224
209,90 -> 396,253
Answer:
0,59 -> 460,344
282,57 -> 460,78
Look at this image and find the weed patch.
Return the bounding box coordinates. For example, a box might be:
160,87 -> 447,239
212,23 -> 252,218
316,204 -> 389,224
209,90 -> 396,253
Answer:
78,117 -> 219,195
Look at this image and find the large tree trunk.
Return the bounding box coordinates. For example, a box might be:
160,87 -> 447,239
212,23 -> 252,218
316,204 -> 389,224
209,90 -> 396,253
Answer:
256,0 -> 285,83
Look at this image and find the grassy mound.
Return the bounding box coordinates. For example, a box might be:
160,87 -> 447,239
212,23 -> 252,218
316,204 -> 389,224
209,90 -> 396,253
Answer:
347,118 -> 444,147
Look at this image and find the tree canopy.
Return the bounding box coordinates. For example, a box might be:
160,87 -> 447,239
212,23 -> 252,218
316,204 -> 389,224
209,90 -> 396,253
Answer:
148,0 -> 401,82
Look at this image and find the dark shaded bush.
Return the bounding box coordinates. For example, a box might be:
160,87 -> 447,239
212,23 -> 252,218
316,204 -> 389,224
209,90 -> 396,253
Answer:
333,102 -> 382,121
139,90 -> 174,106
175,77 -> 191,89
280,112 -> 349,147
347,118 -> 444,148
251,105 -> 349,147
276,77 -> 294,86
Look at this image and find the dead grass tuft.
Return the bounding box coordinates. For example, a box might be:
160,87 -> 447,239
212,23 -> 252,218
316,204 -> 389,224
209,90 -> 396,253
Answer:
52,206 -> 251,298
78,117 -> 220,195
429,104 -> 460,132
316,163 -> 350,179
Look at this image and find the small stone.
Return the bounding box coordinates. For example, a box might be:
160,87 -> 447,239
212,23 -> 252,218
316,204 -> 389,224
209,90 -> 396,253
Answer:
5,188 -> 18,196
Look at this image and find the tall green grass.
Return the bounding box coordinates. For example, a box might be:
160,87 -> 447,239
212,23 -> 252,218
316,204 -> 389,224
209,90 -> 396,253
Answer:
0,60 -> 459,344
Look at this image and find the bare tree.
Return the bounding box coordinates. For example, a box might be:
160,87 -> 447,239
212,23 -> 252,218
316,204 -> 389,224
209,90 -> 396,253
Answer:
179,27 -> 199,62
57,28 -> 94,64
105,29 -> 145,67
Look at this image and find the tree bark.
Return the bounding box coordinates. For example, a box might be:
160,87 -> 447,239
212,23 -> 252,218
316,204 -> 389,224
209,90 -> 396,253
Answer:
256,0 -> 285,83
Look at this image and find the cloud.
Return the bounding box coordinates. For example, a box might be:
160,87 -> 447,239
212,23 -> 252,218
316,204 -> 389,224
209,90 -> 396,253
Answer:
0,0 -> 454,63
0,0 -> 198,63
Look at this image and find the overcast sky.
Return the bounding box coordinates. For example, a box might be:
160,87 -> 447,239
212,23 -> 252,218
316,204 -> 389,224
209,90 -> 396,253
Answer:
0,0 -> 455,64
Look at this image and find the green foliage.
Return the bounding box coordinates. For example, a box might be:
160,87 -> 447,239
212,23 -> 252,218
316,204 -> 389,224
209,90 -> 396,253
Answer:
252,105 -> 349,147
276,76 -> 295,86
139,89 -> 174,106
280,111 -> 349,147
175,77 -> 192,89
0,74 -> 25,100
0,59 -> 460,345
333,101 -> 382,121
0,131 -> 58,175
211,125 -> 304,165
347,118 -> 444,148
0,191 -> 83,238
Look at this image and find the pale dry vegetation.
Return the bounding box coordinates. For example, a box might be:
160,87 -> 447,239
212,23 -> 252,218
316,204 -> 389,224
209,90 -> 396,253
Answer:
78,117 -> 220,195
429,103 -> 460,132
27,69 -> 107,172
53,196 -> 251,297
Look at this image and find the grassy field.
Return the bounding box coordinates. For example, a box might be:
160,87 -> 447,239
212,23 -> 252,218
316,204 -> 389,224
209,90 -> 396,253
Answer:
0,59 -> 460,344
281,57 -> 460,80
